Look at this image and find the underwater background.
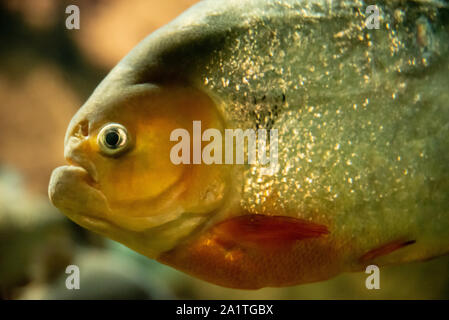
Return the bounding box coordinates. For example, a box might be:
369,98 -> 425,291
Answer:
0,0 -> 448,299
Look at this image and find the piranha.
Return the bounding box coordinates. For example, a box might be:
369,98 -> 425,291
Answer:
49,0 -> 449,289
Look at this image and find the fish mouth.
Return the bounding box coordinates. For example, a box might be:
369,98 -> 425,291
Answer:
49,165 -> 110,229
65,155 -> 98,185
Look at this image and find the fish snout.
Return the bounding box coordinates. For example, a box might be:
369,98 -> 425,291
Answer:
64,136 -> 98,183
65,119 -> 89,141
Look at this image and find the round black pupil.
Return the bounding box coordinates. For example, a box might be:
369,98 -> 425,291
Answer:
105,131 -> 120,147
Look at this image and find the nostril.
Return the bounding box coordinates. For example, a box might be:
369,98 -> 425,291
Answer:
73,120 -> 89,138
79,120 -> 89,137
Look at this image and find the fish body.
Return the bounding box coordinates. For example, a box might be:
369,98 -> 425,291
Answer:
49,0 -> 449,289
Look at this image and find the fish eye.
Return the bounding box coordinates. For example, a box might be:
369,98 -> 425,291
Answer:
97,123 -> 130,156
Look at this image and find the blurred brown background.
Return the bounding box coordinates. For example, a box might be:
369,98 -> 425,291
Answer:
0,0 -> 448,299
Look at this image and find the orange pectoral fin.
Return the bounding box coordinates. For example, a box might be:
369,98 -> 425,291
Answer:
212,214 -> 329,250
159,214 -> 335,288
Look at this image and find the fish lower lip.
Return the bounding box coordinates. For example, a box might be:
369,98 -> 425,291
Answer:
65,164 -> 98,187
51,165 -> 98,190
49,165 -> 109,220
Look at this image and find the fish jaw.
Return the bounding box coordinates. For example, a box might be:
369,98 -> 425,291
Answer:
48,165 -> 191,258
48,165 -> 112,234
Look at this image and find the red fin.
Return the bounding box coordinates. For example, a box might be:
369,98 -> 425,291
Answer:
212,214 -> 329,250
359,239 -> 416,263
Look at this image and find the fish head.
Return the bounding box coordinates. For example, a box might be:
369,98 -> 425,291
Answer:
49,84 -> 229,257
